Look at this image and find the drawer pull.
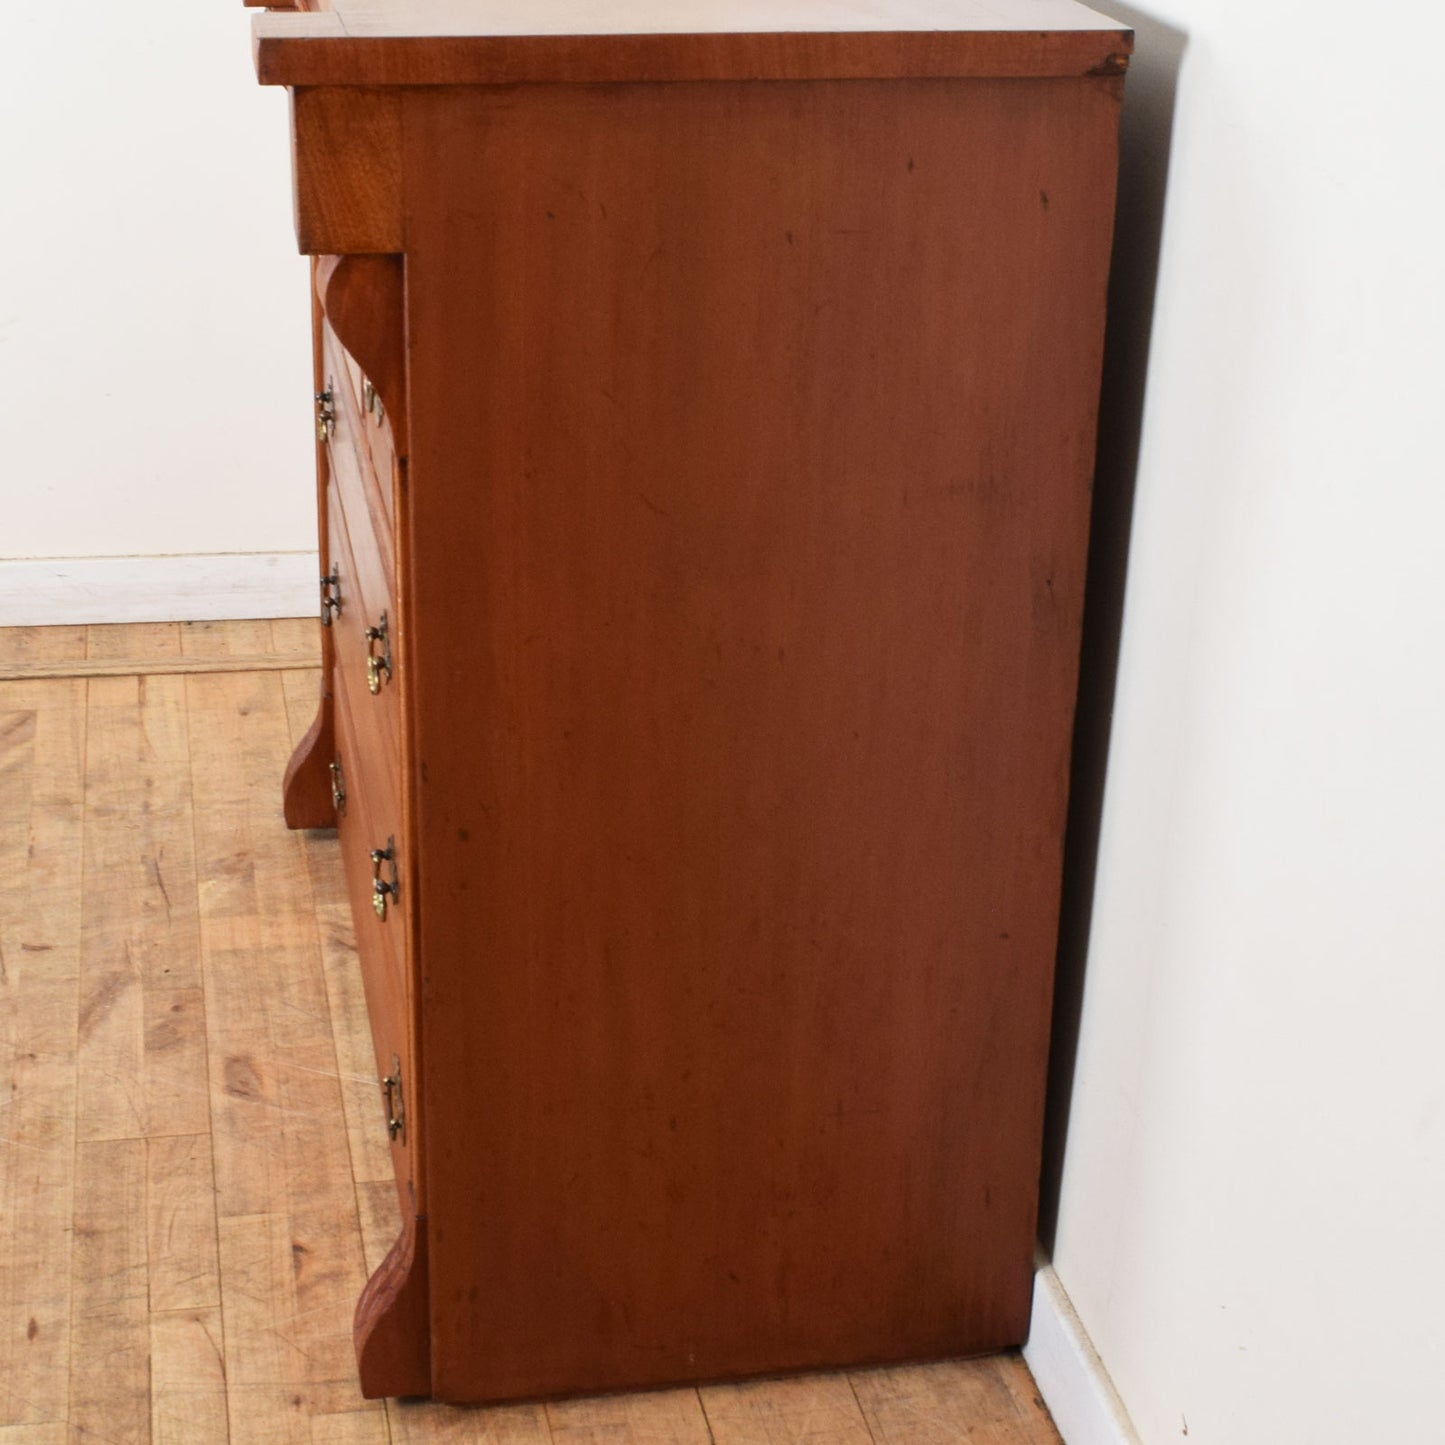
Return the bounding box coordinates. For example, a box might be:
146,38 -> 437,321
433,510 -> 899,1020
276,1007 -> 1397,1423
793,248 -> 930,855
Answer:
363,377 -> 385,425
381,1054 -> 405,1141
320,568 -> 342,626
364,611 -> 392,694
371,839 -> 399,920
315,384 -> 335,442
329,757 -> 346,814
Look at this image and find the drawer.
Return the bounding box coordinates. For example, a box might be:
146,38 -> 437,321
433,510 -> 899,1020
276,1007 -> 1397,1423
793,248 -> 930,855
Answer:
323,320 -> 398,563
338,334 -> 406,500
332,657 -> 419,1215
325,402 -> 403,780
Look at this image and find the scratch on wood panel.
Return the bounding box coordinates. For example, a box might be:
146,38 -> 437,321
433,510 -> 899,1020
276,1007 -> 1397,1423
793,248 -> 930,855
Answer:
260,1057 -> 376,1085
77,971 -> 130,1042
147,853 -> 173,920
0,1131 -> 51,1155
158,1269 -> 214,1292
0,711 -> 38,753
0,656 -> 318,683
0,1373 -> 64,1420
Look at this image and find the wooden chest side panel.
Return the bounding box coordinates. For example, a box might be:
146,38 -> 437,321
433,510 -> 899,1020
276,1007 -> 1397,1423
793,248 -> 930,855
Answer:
401,77 -> 1121,1402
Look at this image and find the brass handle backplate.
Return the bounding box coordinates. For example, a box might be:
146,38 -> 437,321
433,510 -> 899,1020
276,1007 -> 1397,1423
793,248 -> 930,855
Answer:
320,568 -> 341,626
370,839 -> 398,920
364,611 -> 392,695
329,757 -> 346,814
381,1054 -> 405,1141
315,384 -> 335,442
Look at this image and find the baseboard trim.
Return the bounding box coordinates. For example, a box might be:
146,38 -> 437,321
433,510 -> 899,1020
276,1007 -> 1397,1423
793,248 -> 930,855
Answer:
0,553 -> 319,626
1025,1262 -> 1140,1445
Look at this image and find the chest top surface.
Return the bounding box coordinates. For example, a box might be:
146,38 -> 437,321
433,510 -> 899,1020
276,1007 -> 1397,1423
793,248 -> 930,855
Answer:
254,0 -> 1132,85
277,0 -> 1128,36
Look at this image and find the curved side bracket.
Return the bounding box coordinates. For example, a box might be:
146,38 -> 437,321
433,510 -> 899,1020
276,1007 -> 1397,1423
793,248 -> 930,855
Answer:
354,1213 -> 431,1399
282,680 -> 337,829
316,253 -> 408,453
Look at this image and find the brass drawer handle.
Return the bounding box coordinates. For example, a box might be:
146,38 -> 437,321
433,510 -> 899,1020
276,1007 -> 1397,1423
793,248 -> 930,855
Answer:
315,384 -> 335,442
371,839 -> 398,920
320,567 -> 341,626
381,1054 -> 405,1141
364,611 -> 392,694
363,377 -> 385,426
329,757 -> 346,814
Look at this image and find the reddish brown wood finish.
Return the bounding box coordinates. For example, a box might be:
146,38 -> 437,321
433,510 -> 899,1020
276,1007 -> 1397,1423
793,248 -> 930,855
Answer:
256,2 -> 1128,1406
331,628 -> 415,1215
399,76 -> 1122,1402
290,88 -> 402,254
245,3 -> 332,20
255,3 -> 1132,88
281,258 -> 339,829
328,452 -> 431,1394
353,1213 -> 430,1399
316,254 -> 408,454
280,702 -> 335,826
324,328 -> 397,602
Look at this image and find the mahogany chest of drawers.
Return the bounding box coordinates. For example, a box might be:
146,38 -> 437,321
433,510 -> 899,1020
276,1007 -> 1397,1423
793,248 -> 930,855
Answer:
247,0 -> 1130,1405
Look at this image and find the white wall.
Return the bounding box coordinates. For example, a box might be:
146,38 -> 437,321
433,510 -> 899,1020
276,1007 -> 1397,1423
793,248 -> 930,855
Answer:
1053,2 -> 1445,1441
0,0 -> 314,614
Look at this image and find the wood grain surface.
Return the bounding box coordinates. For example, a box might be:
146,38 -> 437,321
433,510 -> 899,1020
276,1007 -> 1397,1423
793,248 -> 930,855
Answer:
316,254 -> 408,454
325,0 -> 1128,34
0,619 -> 1060,1440
255,0 -> 1131,87
397,73 -> 1121,1400
0,670 -> 84,1436
290,87 -> 402,253
283,267 -> 340,831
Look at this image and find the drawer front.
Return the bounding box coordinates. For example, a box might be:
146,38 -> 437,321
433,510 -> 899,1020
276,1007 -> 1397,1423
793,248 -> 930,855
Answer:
335,334 -> 405,509
332,652 -> 419,1215
324,320 -> 397,574
324,373 -> 403,780
320,317 -> 416,1215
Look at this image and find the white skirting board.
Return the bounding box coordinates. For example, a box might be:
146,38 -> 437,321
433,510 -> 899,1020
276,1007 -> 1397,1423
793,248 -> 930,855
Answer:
0,553 -> 320,627
1025,1262 -> 1141,1445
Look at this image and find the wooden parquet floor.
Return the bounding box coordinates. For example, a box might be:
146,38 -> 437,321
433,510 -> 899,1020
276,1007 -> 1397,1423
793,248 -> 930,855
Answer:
0,620 -> 1062,1444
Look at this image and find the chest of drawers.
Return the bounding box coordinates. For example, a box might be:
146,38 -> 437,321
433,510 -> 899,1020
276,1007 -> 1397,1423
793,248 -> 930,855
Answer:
251,0 -> 1130,1405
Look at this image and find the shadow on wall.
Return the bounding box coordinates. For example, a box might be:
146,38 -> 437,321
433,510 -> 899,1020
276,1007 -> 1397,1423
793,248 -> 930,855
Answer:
1037,2 -> 1189,1254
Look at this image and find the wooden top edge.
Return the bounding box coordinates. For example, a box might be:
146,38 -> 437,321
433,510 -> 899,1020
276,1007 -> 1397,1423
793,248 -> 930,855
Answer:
299,0 -> 1131,37
253,19 -> 1133,87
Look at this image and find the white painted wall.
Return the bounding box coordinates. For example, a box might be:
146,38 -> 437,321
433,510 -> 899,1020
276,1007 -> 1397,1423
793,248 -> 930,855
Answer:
0,0 -> 314,610
1052,2 -> 1445,1441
